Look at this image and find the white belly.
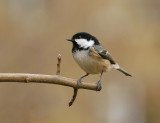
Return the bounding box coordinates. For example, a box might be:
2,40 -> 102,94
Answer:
73,50 -> 111,74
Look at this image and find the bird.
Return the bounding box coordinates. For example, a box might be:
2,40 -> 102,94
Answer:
66,32 -> 132,90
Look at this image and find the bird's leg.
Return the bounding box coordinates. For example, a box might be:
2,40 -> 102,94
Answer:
97,72 -> 103,90
77,73 -> 89,84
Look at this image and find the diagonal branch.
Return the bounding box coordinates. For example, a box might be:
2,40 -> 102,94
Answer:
0,54 -> 101,106
0,73 -> 101,91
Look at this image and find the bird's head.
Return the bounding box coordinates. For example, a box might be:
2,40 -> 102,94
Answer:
67,32 -> 100,50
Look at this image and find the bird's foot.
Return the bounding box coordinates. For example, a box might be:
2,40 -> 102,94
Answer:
96,80 -> 102,91
77,77 -> 82,85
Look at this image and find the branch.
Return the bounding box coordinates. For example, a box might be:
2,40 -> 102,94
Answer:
69,88 -> 78,106
0,54 -> 101,106
56,54 -> 61,75
0,73 -> 101,91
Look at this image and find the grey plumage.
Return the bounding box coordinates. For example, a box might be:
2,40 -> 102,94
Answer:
93,44 -> 131,76
117,68 -> 132,76
67,32 -> 132,91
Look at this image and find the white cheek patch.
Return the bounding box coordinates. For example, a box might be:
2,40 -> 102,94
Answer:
75,39 -> 94,48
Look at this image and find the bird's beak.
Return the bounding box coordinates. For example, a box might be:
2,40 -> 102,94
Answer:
66,38 -> 72,42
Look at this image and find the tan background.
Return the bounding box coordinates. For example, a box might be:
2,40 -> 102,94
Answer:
0,0 -> 160,123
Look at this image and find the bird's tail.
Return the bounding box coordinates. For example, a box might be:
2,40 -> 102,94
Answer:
112,64 -> 132,77
117,68 -> 132,76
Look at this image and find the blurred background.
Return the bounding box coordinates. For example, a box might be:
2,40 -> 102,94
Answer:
0,0 -> 160,123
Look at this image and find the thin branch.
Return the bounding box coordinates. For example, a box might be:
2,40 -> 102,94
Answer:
0,54 -> 101,106
0,73 -> 101,91
56,54 -> 78,106
56,54 -> 61,75
69,88 -> 78,107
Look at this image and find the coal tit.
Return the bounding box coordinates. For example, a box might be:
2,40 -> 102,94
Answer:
67,32 -> 131,90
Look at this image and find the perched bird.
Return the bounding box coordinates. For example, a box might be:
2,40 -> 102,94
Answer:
67,32 -> 131,90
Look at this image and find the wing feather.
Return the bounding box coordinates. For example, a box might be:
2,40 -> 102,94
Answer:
93,45 -> 116,64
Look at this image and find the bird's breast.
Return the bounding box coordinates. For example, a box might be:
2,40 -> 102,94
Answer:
72,50 -> 111,74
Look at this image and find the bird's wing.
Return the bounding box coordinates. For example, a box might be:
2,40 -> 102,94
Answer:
92,45 -> 116,64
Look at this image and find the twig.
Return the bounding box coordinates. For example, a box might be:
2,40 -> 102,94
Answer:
69,88 -> 78,106
56,54 -> 61,75
56,54 -> 77,106
56,54 -> 78,106
0,73 -> 101,91
0,54 -> 101,106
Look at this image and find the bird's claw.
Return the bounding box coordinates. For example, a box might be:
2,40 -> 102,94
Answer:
96,80 -> 102,91
77,77 -> 82,85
